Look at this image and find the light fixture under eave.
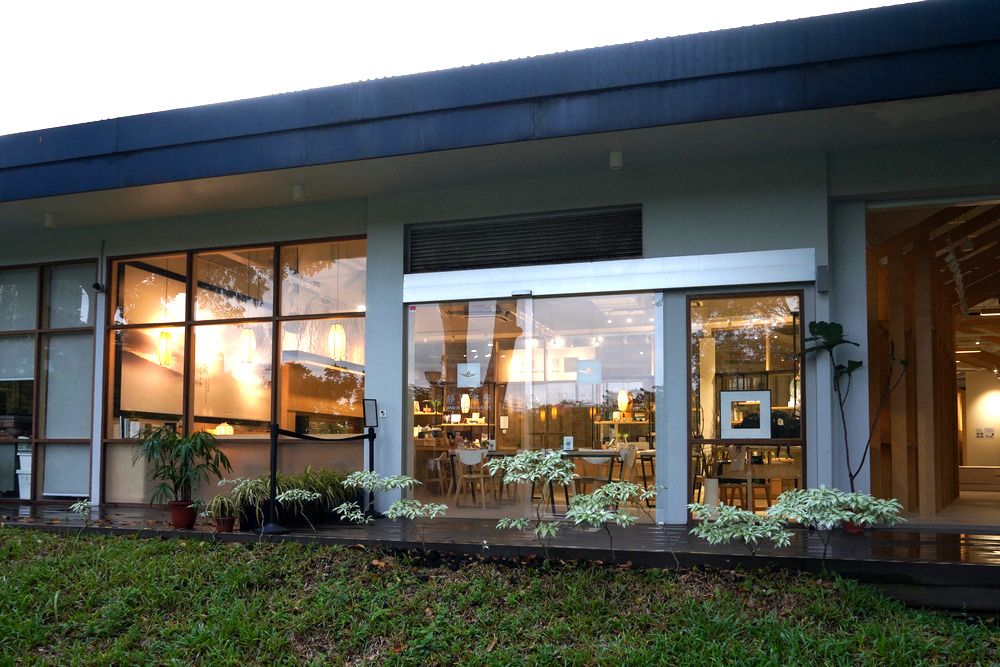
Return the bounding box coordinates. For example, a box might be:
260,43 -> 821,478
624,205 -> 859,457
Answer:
617,389 -> 630,413
239,327 -> 257,364
460,393 -> 471,414
214,422 -> 234,436
609,150 -> 624,170
328,323 -> 346,362
158,331 -> 172,366
292,184 -> 306,202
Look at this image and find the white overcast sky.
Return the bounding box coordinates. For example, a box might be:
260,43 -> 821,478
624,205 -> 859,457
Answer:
1,0 -> 919,138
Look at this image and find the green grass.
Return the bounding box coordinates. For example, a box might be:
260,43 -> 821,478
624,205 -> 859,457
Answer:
0,528 -> 996,665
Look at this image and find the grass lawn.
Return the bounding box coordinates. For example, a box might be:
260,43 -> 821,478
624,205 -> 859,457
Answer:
0,528 -> 996,665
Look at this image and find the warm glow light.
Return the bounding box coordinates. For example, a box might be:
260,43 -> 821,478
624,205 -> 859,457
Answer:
239,327 -> 256,364
158,331 -> 172,366
328,323 -> 346,361
617,389 -> 631,412
214,422 -> 234,436
460,393 -> 471,413
550,406 -> 558,420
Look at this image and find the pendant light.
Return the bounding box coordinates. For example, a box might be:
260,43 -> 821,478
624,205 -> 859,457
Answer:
239,327 -> 256,364
157,274 -> 172,366
617,389 -> 630,413
328,323 -> 346,362
460,393 -> 471,413
157,330 -> 172,367
214,422 -> 234,436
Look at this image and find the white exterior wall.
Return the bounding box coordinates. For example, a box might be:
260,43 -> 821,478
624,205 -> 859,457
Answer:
6,137 -> 998,515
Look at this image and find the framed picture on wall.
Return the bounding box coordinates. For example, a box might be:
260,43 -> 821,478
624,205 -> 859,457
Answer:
720,390 -> 770,439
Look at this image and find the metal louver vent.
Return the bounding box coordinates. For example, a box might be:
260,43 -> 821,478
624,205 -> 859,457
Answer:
405,205 -> 642,274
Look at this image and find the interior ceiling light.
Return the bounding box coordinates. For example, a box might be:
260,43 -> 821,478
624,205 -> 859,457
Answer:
239,327 -> 256,364
328,323 -> 346,362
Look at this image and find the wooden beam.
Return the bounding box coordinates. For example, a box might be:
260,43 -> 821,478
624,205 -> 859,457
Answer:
913,239 -> 936,517
871,206 -> 967,259
887,248 -> 912,509
929,205 -> 1000,254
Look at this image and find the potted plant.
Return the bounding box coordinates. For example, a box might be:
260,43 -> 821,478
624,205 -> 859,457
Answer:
202,493 -> 239,532
132,426 -> 233,529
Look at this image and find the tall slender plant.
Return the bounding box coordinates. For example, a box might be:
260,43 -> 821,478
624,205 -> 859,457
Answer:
132,426 -> 232,504
801,321 -> 907,492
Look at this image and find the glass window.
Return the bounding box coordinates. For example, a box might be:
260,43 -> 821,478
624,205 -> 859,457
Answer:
279,318 -> 365,434
0,335 -> 34,440
280,240 -> 366,316
44,264 -> 96,328
194,248 -> 273,321
191,323 -> 272,435
688,293 -> 803,512
112,255 -> 187,325
107,327 -> 185,438
0,268 -> 38,331
39,333 -> 94,439
407,293 -> 657,519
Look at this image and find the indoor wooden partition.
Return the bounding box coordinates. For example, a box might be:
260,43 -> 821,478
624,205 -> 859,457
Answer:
864,206 -> 994,516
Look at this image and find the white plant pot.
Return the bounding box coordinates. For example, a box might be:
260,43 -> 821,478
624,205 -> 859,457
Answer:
17,473 -> 31,500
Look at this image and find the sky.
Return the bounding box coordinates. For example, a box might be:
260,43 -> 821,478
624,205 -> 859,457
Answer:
1,0 -> 919,138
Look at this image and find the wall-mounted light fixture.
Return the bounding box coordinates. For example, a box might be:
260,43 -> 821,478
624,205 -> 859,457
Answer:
43,212 -> 57,228
609,150 -> 624,171
292,184 -> 306,202
239,327 -> 256,364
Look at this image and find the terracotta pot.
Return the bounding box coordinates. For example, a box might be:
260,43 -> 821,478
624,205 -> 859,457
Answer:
843,519 -> 866,534
215,516 -> 236,533
168,500 -> 197,529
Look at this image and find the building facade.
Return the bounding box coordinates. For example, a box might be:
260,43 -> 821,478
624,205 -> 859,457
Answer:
2,0 -> 1000,523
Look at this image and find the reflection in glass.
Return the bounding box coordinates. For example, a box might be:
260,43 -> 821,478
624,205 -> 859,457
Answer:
279,318 -> 365,434
688,293 -> 803,511
280,240 -> 366,316
111,255 -> 187,325
0,268 -> 38,331
194,248 -> 274,321
191,323 -> 272,435
39,333 -> 94,439
44,263 -> 96,328
407,293 -> 657,518
107,328 -> 185,438
689,294 -> 801,440
0,335 -> 34,439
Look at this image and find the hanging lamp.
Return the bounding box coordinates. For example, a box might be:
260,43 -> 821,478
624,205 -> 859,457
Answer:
239,327 -> 256,364
157,330 -> 172,367
617,389 -> 630,413
214,422 -> 234,436
328,323 -> 346,361
460,393 -> 471,413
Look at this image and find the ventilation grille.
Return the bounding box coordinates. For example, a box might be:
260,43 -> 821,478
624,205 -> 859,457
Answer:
406,205 -> 642,274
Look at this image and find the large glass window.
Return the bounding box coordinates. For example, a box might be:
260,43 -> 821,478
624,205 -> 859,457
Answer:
0,263 -> 96,501
688,292 -> 803,512
105,240 -> 366,503
407,293 -> 657,519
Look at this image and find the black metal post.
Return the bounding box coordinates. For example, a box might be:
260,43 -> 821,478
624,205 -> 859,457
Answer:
365,425 -> 376,517
259,422 -> 288,535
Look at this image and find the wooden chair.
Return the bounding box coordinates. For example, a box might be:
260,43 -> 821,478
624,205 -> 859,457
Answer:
426,451 -> 452,495
453,448 -> 492,508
